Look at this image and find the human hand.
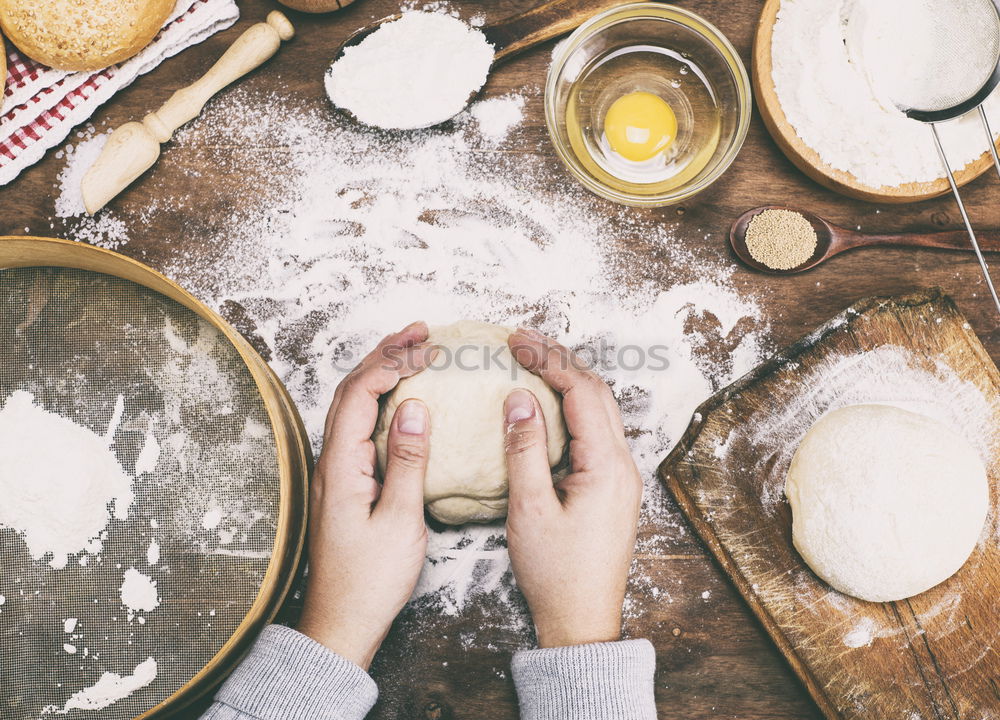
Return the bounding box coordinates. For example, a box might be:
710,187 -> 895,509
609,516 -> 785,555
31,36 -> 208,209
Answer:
503,328 -> 642,649
297,321 -> 436,670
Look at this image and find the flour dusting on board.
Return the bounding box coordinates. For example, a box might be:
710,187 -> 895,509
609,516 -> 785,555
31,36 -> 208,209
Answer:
745,344 -> 997,516
727,341 -> 999,654
52,84 -> 772,632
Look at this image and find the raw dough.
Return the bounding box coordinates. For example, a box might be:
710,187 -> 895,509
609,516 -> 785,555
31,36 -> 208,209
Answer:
785,404 -> 989,602
373,320 -> 567,525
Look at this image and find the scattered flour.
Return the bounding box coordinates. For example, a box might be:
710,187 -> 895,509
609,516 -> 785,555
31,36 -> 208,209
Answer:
135,419 -> 161,476
104,394 -> 126,444
63,618 -> 78,633
325,12 -> 494,130
747,344 -> 998,515
412,525 -> 512,613
147,540 -> 160,566
201,509 -> 223,530
843,617 -> 877,648
0,391 -> 134,569
53,84 -> 772,624
54,128 -> 108,218
772,0 -> 1000,187
120,568 -> 160,618
44,657 -> 157,714
469,94 -> 525,142
52,129 -> 131,248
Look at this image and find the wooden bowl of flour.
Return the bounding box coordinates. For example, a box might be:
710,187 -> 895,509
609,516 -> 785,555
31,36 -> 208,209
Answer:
754,0 -> 1000,204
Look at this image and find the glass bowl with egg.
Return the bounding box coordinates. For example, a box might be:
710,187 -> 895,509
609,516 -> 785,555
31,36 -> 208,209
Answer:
544,3 -> 751,207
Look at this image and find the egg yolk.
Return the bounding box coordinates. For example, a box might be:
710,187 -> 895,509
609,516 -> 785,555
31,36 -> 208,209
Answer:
604,91 -> 677,163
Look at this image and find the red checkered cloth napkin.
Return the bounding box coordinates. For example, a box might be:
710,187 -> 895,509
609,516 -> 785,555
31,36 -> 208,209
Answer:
0,0 -> 239,186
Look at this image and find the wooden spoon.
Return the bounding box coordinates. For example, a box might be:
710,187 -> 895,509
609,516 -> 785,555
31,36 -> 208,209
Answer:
329,0 -> 623,127
730,205 -> 1000,275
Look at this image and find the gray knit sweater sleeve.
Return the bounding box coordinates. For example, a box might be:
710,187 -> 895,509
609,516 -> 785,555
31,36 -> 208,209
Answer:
199,627 -> 656,720
199,625 -> 378,720
511,639 -> 658,720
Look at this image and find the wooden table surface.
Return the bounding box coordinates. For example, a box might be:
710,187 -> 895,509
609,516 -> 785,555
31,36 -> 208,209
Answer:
2,1 -> 999,718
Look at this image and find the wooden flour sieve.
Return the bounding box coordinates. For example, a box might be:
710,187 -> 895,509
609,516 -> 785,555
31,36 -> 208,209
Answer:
0,236 -> 310,719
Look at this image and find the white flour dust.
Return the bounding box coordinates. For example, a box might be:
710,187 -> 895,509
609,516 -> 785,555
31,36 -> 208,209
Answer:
469,94 -> 525,142
843,617 -> 877,648
52,85 -> 772,627
51,128 -> 131,248
135,418 -> 161,476
43,657 -> 158,714
745,344 -> 998,515
147,540 -> 160,566
201,509 -> 223,530
772,0 -> 1000,187
325,11 -> 494,130
120,567 -> 160,619
0,391 -> 134,569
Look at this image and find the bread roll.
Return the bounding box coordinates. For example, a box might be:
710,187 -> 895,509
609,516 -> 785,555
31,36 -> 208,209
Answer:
0,0 -> 175,71
276,0 -> 357,13
1,35 -> 6,95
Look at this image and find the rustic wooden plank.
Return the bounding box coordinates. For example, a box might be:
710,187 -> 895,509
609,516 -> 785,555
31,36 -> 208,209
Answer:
660,288 -> 1000,720
1,1 -> 998,718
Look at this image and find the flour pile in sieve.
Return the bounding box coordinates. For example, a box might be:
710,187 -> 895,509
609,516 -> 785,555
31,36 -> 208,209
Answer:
0,390 -> 133,569
52,85 -> 772,631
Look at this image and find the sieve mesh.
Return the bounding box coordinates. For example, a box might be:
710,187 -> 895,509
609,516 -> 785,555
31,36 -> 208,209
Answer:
0,267 -> 282,720
884,0 -> 1000,113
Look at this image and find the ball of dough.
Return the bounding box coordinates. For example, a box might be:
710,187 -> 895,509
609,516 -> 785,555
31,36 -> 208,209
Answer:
0,0 -> 174,71
373,320 -> 567,525
785,404 -> 988,602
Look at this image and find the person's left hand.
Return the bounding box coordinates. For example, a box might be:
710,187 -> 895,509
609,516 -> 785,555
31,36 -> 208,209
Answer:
297,321 -> 436,670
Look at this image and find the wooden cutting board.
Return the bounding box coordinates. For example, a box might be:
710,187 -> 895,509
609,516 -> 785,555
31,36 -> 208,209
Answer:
659,288 -> 1000,720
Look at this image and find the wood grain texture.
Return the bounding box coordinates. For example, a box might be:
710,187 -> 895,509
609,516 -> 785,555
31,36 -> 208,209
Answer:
660,288 -> 1000,720
753,0 -> 1000,203
484,0 -> 627,63
1,0 -> 999,718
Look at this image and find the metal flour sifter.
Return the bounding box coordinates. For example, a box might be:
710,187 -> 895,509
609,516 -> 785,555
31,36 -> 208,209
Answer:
863,0 -> 1000,316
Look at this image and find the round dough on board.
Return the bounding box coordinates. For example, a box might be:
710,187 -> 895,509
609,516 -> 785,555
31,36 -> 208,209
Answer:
785,404 -> 989,603
0,0 -> 174,71
373,320 -> 568,525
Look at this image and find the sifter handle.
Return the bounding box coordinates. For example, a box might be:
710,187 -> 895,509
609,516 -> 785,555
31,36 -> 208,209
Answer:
930,122 -> 1000,317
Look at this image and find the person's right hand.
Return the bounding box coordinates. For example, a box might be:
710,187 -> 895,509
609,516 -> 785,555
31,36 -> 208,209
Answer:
503,328 -> 643,649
